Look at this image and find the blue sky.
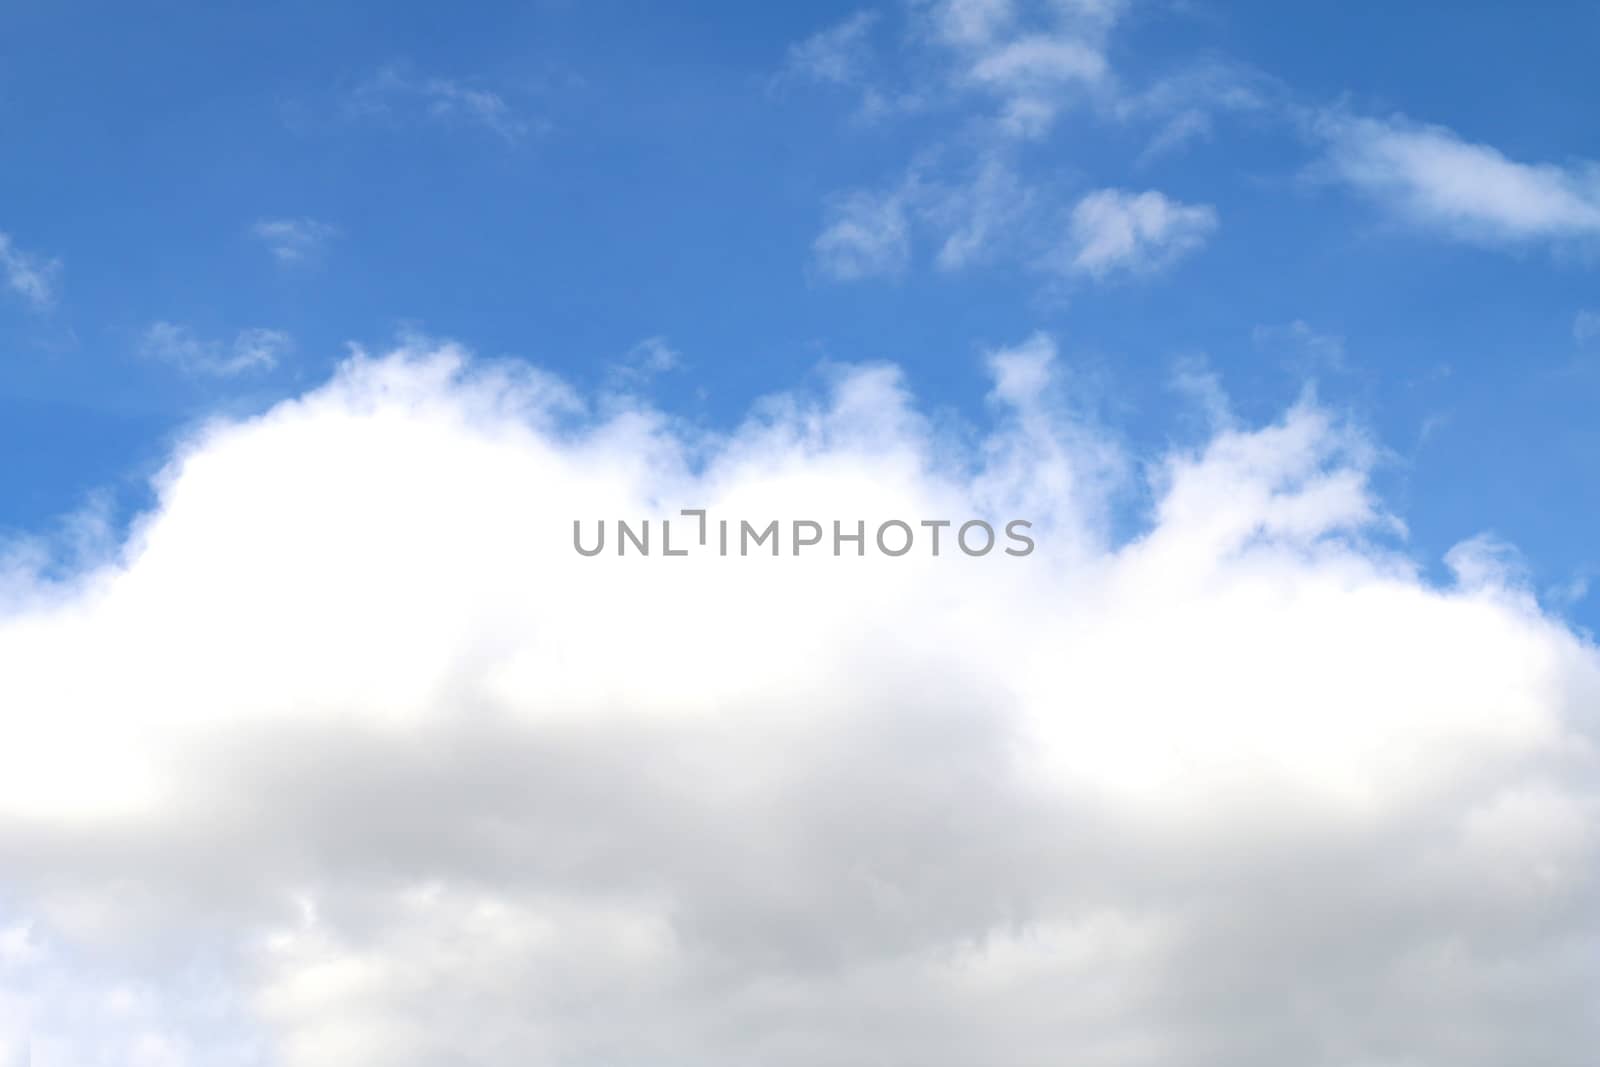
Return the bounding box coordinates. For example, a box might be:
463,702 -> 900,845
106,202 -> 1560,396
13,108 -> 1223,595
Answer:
3,0 -> 1599,618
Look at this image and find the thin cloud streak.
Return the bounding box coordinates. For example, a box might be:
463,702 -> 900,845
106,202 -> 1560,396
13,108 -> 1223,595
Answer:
345,64 -> 535,142
138,322 -> 292,376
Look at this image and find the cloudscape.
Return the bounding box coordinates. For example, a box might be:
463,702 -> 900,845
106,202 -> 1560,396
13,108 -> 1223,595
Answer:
2,3 -> 1599,1065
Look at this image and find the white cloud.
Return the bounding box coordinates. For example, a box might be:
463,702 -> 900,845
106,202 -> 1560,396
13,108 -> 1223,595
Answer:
1064,187 -> 1218,277
1445,532 -> 1530,593
1,337 -> 1598,1065
791,4 -> 1260,284
1168,354 -> 1234,430
624,335 -> 679,373
922,0 -> 1016,47
1116,60 -> 1273,161
813,187 -> 913,280
933,0 -> 1124,137
138,322 -> 291,377
0,911 -> 264,1067
779,11 -> 880,87
816,169 -> 1212,285
1318,113 -> 1600,244
784,1 -> 1133,138
347,65 -> 532,142
789,0 -> 1268,152
1575,310 -> 1600,346
928,157 -> 1032,270
0,231 -> 61,311
251,218 -> 337,266
605,336 -> 682,392
810,157 -> 1027,280
968,34 -> 1107,88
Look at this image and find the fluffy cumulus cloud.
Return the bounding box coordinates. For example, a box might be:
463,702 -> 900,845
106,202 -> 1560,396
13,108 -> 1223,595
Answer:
1318,112 -> 1600,244
2,338 -> 1599,1066
1065,188 -> 1218,277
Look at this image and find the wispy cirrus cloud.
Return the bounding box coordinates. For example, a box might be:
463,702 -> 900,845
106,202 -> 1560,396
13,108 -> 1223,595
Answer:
138,322 -> 291,377
787,1 -> 1263,146
789,4 -> 1238,286
604,335 -> 683,392
777,10 -> 881,88
926,156 -> 1034,270
1115,59 -> 1276,161
813,186 -> 914,280
1317,112 -> 1600,245
814,164 -> 1214,284
1574,309 -> 1600,346
811,156 -> 1027,281
786,0 -> 1128,137
1252,319 -> 1347,375
345,64 -> 535,142
251,217 -> 338,266
0,231 -> 61,311
922,0 -> 1125,137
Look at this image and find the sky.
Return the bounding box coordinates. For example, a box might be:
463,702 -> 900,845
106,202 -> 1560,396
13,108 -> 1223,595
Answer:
2,2 -> 1599,1065
3,0 -> 1600,615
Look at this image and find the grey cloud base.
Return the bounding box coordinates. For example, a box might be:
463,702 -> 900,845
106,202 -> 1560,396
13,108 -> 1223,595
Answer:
0,339 -> 1597,1066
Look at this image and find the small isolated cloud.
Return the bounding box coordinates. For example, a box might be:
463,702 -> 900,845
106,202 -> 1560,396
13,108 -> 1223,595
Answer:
138,322 -> 291,377
1575,310 -> 1600,346
251,218 -> 337,266
0,231 -> 61,311
1318,112 -> 1600,245
813,187 -> 913,280
606,335 -> 682,391
2,338 -> 1599,1065
624,335 -> 679,374
347,64 -> 532,142
778,11 -> 879,87
1064,187 -> 1218,278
